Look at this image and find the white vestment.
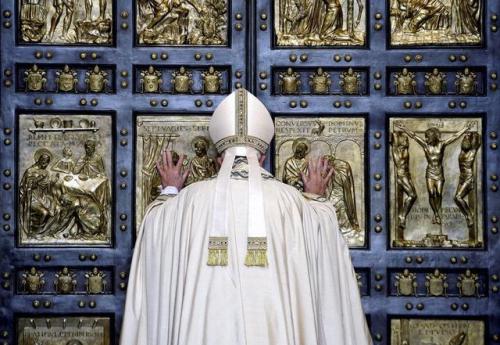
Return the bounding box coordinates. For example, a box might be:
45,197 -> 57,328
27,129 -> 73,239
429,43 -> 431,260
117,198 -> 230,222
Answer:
120,162 -> 373,345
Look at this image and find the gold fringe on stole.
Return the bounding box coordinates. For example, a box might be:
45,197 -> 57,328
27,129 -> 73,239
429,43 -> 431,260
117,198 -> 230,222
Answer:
207,237 -> 228,266
244,237 -> 268,267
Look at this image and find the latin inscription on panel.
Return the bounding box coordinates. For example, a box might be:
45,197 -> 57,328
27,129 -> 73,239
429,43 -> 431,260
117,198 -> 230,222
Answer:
274,0 -> 366,46
17,316 -> 110,345
18,113 -> 113,246
135,115 -> 218,228
135,0 -> 228,45
389,0 -> 483,47
391,318 -> 485,345
389,117 -> 483,248
18,0 -> 113,45
275,116 -> 366,247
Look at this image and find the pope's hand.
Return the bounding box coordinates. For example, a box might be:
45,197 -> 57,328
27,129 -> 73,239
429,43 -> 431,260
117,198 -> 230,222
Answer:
300,156 -> 334,196
156,150 -> 190,191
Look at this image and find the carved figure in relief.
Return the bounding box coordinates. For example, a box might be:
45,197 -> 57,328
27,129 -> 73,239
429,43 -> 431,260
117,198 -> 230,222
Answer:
450,0 -> 481,35
201,66 -> 223,94
279,67 -> 301,95
455,68 -> 477,95
186,136 -> 217,185
21,267 -> 46,294
323,154 -> 360,231
171,66 -> 193,94
394,269 -> 417,296
140,66 -> 163,93
24,64 -> 47,92
51,147 -> 76,174
137,0 -> 227,45
454,131 -> 481,228
56,65 -> 79,93
390,131 -> 417,230
73,139 -> 106,178
394,68 -> 416,95
54,267 -> 77,294
19,148 -> 60,236
309,67 -> 331,94
47,0 -> 76,41
391,0 -> 449,34
395,122 -> 471,225
340,67 -> 362,95
282,138 -> 310,191
424,68 -> 447,95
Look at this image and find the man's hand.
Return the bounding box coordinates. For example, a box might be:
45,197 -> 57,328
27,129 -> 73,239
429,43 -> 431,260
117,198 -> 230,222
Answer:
156,150 -> 190,191
300,156 -> 334,196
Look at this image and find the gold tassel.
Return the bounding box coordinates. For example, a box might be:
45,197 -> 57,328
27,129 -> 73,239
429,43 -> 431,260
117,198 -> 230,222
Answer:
207,237 -> 228,266
245,237 -> 268,267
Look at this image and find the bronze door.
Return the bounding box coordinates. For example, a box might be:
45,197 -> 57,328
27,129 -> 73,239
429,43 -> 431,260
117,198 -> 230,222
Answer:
0,0 -> 499,344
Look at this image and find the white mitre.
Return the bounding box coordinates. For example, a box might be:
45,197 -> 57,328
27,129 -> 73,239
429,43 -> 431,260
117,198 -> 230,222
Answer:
208,88 -> 274,267
209,87 -> 274,154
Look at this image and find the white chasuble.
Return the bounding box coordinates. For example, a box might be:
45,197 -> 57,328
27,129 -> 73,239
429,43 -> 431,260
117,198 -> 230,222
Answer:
120,165 -> 373,345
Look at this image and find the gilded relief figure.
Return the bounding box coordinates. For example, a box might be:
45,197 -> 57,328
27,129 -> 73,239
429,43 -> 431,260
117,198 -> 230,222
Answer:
135,116 -> 215,229
394,269 -> 418,296
85,267 -> 107,294
275,0 -> 366,46
282,138 -> 310,191
24,64 -> 47,92
425,68 -> 447,95
455,68 -> 478,95
19,114 -> 112,246
275,117 -> 365,247
19,148 -> 60,237
394,68 -> 417,95
323,154 -> 360,232
390,132 -> 417,232
455,131 -> 481,228
395,122 -> 471,225
279,68 -> 301,95
390,0 -> 482,46
136,0 -> 228,45
171,66 -> 193,94
51,147 -> 76,173
186,136 -> 217,185
457,269 -> 480,297
309,67 -> 331,94
73,139 -> 106,178
140,66 -> 163,93
340,67 -> 362,95
54,267 -> 77,294
19,0 -> 112,44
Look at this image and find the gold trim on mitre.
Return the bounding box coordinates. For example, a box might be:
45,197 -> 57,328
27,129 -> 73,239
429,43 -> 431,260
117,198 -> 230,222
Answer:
214,88 -> 269,154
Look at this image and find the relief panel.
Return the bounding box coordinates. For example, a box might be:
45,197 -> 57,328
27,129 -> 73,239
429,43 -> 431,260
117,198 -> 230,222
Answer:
135,0 -> 228,46
389,0 -> 483,47
389,116 -> 483,248
134,65 -> 230,94
389,268 -> 487,297
273,67 -> 369,96
274,116 -> 366,247
17,316 -> 111,345
17,113 -> 113,246
17,64 -> 115,94
18,0 -> 113,45
390,318 -> 485,345
274,0 -> 367,47
387,67 -> 486,96
135,115 -> 218,228
16,266 -> 113,295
